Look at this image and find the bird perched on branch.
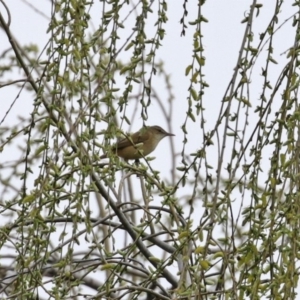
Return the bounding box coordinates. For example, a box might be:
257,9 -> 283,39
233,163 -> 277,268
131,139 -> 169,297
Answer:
100,125 -> 175,160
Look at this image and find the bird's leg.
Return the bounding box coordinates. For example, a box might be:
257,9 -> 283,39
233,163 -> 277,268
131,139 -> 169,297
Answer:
134,159 -> 140,177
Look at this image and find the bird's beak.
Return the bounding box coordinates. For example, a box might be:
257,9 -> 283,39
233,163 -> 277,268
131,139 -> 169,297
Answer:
166,132 -> 175,136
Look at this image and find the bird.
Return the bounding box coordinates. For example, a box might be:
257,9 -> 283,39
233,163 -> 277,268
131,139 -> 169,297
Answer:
100,125 -> 175,160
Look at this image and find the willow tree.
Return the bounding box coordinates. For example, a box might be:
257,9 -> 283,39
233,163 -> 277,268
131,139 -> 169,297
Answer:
0,1 -> 299,299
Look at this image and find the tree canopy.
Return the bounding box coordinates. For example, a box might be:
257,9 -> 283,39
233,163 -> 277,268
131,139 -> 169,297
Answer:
0,1 -> 300,299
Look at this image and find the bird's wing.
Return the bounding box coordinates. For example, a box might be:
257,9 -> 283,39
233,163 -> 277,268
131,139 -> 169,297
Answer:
113,137 -> 134,150
113,130 -> 149,150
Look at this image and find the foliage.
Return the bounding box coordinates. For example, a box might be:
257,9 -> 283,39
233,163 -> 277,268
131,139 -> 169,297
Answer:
1,0 -> 300,299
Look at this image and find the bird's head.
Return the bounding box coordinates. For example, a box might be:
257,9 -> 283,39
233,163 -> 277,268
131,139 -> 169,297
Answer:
148,125 -> 175,142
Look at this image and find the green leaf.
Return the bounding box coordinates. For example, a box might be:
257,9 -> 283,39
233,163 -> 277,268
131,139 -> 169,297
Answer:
185,65 -> 192,76
22,194 -> 36,204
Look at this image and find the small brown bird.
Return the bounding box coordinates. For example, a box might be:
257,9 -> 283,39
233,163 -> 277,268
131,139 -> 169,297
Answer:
101,125 -> 175,160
